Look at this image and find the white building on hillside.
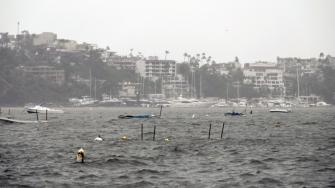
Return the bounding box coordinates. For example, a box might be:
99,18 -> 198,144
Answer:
243,62 -> 285,93
33,32 -> 57,46
136,59 -> 176,78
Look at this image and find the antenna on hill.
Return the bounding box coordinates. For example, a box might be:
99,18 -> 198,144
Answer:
17,22 -> 20,35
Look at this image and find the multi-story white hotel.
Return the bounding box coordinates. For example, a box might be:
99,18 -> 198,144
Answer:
136,57 -> 176,78
243,62 -> 285,93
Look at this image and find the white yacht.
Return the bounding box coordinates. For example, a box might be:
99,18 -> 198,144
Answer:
98,94 -> 121,106
269,108 -> 292,113
211,101 -> 229,108
69,96 -> 98,106
26,105 -> 64,114
316,101 -> 331,107
169,96 -> 214,108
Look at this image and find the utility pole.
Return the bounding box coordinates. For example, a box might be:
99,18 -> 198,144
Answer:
89,68 -> 92,97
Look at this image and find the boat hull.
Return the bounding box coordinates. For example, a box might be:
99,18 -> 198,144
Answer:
26,106 -> 64,114
269,109 -> 292,113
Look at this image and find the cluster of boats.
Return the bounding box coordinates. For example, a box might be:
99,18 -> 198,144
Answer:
68,95 -> 217,108
68,95 -> 331,111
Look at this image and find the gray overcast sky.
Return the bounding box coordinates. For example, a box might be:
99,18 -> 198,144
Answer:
1,0 -> 334,63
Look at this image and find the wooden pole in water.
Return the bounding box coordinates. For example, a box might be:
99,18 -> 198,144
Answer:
45,109 -> 48,120
208,123 -> 212,140
36,109 -> 39,121
159,105 -> 163,117
153,125 -> 156,141
221,122 -> 225,139
141,123 -> 143,141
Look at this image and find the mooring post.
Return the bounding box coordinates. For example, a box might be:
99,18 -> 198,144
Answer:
221,122 -> 225,139
45,109 -> 48,120
208,123 -> 212,140
153,125 -> 156,141
36,109 -> 39,121
8,108 -> 10,116
159,105 -> 163,118
141,123 -> 143,141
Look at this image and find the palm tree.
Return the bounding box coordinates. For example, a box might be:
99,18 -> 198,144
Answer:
196,53 -> 200,61
0,33 -> 9,47
207,56 -> 212,64
319,52 -> 325,60
235,56 -> 239,63
183,53 -> 188,62
165,50 -> 170,60
201,54 -> 206,65
137,51 -> 143,58
188,54 -> 192,63
129,48 -> 134,57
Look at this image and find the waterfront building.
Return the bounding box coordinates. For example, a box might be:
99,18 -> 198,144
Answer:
55,39 -> 78,51
325,55 -> 335,69
277,57 -> 320,75
277,57 -> 321,96
76,42 -> 98,51
118,82 -> 141,98
136,58 -> 176,78
162,74 -> 190,98
20,65 -> 65,85
209,63 -> 230,75
107,56 -> 139,71
243,62 -> 285,96
33,32 -> 57,46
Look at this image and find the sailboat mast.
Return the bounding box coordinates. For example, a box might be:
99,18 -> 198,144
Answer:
89,68 -> 92,97
237,81 -> 240,104
94,77 -> 97,100
226,83 -> 229,102
296,64 -> 300,100
199,73 -> 202,98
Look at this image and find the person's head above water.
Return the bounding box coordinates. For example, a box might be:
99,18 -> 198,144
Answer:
76,148 -> 85,163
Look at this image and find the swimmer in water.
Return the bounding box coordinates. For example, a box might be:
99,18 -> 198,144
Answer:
76,148 -> 85,163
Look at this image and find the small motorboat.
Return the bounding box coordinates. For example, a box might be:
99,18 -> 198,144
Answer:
118,114 -> 156,119
269,108 -> 292,113
118,106 -> 163,119
224,112 -> 245,116
26,105 -> 64,114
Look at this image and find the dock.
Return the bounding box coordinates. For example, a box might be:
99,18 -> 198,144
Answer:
0,117 -> 48,124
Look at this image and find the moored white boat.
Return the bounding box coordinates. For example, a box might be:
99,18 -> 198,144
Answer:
169,97 -> 214,108
269,108 -> 292,113
211,101 -> 229,107
316,101 -> 331,107
69,96 -> 98,106
26,105 -> 64,114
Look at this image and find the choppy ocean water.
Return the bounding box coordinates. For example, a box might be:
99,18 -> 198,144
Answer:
1,107 -> 335,187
